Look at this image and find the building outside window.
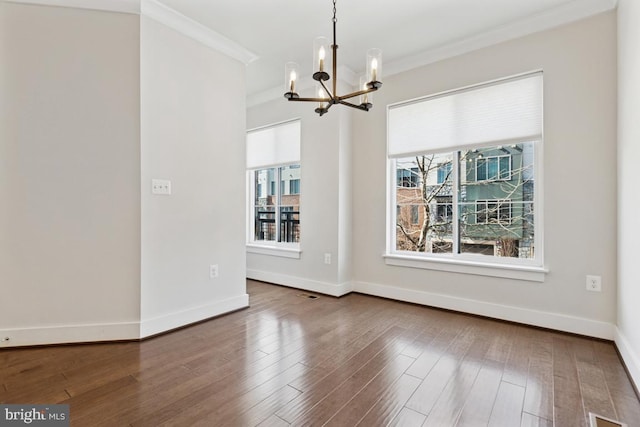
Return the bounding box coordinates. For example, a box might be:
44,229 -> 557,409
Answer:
387,73 -> 542,268
247,120 -> 301,247
397,167 -> 419,187
476,154 -> 511,181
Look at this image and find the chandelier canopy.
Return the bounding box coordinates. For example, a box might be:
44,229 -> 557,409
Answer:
284,0 -> 382,116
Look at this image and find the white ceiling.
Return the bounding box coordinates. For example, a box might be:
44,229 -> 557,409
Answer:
156,0 -> 616,101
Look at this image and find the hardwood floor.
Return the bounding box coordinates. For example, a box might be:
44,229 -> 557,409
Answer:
2,280 -> 639,426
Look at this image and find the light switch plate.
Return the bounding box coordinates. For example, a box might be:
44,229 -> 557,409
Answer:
152,179 -> 171,195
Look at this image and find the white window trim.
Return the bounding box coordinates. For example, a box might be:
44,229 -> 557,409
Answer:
385,143 -> 545,280
246,242 -> 301,259
383,253 -> 547,282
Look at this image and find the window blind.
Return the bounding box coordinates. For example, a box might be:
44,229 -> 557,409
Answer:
246,120 -> 301,169
388,73 -> 542,158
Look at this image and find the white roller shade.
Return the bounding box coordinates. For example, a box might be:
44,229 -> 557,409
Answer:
247,120 -> 301,169
388,73 -> 543,158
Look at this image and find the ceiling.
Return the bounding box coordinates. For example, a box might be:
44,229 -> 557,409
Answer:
156,0 -> 616,102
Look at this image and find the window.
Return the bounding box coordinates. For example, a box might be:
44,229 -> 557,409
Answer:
410,205 -> 419,225
247,120 -> 301,250
290,179 -> 300,195
252,166 -> 300,243
476,200 -> 512,224
437,162 -> 452,184
476,155 -> 511,181
387,73 -> 543,274
397,167 -> 419,187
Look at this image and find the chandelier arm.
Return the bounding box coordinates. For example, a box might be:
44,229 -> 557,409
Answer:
287,97 -> 332,102
337,99 -> 369,111
319,79 -> 334,99
336,87 -> 377,101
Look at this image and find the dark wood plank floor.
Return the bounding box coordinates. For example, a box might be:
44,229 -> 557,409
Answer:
2,280 -> 639,426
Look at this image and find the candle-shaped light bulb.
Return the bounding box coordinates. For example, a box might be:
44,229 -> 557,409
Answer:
289,70 -> 297,92
371,58 -> 378,82
366,49 -> 382,86
284,62 -> 299,96
359,75 -> 373,106
319,46 -> 325,72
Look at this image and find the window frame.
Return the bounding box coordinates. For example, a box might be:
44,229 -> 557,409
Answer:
246,119 -> 301,259
386,143 -> 545,281
384,73 -> 546,281
247,166 -> 301,257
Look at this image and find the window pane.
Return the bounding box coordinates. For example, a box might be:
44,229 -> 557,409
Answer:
279,206 -> 300,243
476,158 -> 487,181
499,156 -> 510,179
280,165 -> 300,208
410,205 -> 419,225
268,168 -> 276,197
251,165 -> 301,244
254,206 -> 276,242
397,167 -> 419,187
487,158 -> 499,180
437,162 -> 452,184
290,179 -> 300,195
459,144 -> 535,259
395,154 -> 453,254
255,168 -> 276,206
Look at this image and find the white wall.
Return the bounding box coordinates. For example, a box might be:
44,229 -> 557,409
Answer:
140,16 -> 248,337
351,12 -> 618,339
0,3 -> 141,345
246,83 -> 353,296
616,0 -> 640,389
0,2 -> 249,346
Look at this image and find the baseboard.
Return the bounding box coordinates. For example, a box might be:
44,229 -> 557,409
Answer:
0,294 -> 250,347
352,280 -> 615,340
0,321 -> 140,348
139,294 -> 249,338
614,327 -> 640,392
247,269 -> 353,297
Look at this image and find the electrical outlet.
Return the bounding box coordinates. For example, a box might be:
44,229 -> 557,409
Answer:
586,275 -> 602,292
210,264 -> 219,279
324,253 -> 331,265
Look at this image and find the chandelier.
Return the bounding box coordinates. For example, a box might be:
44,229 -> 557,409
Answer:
283,0 -> 382,116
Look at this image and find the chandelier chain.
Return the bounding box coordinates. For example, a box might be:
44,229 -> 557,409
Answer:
332,0 -> 337,23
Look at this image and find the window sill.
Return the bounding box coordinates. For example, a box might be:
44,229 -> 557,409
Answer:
247,243 -> 301,259
383,253 -> 547,282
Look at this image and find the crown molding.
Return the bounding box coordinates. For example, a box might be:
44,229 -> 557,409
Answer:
5,0 -> 259,65
4,0 -> 140,14
384,0 -> 617,79
248,0 -> 617,107
140,0 -> 257,65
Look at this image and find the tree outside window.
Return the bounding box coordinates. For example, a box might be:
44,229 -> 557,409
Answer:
394,143 -> 535,259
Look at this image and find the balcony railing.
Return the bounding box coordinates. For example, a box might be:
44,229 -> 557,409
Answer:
255,210 -> 300,243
